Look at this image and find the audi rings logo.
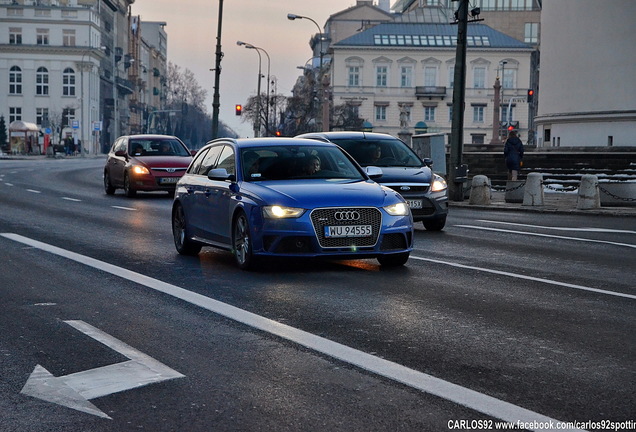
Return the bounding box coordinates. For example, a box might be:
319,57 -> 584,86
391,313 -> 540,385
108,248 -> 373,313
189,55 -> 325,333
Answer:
334,210 -> 361,221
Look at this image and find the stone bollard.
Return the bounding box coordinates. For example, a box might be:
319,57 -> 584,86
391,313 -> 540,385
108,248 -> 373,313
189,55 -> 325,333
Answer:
469,175 -> 491,205
523,172 -> 544,206
577,174 -> 601,209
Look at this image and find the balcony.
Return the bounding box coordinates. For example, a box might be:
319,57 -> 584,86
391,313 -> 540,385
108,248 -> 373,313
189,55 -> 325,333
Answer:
415,86 -> 446,100
116,76 -> 134,95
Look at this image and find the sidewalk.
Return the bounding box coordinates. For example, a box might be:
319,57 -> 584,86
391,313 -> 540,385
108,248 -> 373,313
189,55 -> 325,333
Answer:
449,190 -> 636,217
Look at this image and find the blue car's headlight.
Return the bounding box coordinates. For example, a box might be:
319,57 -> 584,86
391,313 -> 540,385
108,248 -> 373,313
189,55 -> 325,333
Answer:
384,202 -> 409,216
263,205 -> 306,219
431,174 -> 447,192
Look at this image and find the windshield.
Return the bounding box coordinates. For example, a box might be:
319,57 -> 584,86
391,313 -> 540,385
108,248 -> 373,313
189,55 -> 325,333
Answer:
241,145 -> 365,182
330,138 -> 423,167
129,138 -> 190,156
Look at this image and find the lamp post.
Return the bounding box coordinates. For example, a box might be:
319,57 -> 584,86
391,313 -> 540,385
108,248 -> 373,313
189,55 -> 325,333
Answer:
287,13 -> 329,132
237,41 -> 270,136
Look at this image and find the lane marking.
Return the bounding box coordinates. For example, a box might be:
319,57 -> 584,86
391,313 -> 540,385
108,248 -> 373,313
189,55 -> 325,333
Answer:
27,189 -> 41,194
476,220 -> 636,235
455,225 -> 636,249
4,183 -> 14,186
409,255 -> 635,300
111,205 -> 137,211
1,233 -> 584,431
62,197 -> 82,202
21,320 -> 184,419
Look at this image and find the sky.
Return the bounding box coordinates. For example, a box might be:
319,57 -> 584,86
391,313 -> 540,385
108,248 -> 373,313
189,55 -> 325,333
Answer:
132,0 -> 361,138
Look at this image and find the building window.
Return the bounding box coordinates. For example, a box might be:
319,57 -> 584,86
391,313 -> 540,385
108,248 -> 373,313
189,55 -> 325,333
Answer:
9,27 -> 22,44
501,106 -> 514,122
471,134 -> 486,144
376,66 -> 388,87
424,66 -> 437,86
400,66 -> 412,87
62,108 -> 75,128
524,23 -> 539,44
473,106 -> 485,123
9,66 -> 22,94
348,66 -> 360,87
63,29 -> 76,47
473,67 -> 486,88
503,68 -> 515,89
448,65 -> 454,87
375,105 -> 387,121
424,106 -> 436,122
63,68 -> 76,96
448,105 -> 453,121
36,29 -> 50,45
10,107 -> 22,123
37,108 -> 49,127
36,67 -> 49,95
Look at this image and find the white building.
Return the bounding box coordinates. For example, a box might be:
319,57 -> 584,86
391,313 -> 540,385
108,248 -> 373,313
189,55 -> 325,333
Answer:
330,21 -> 534,145
534,0 -> 636,148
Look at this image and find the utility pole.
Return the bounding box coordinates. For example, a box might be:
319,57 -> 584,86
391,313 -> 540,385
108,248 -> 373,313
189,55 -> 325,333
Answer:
211,0 -> 224,139
448,0 -> 482,201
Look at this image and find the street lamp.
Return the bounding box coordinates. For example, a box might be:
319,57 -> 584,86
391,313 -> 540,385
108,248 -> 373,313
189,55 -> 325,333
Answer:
237,41 -> 270,136
287,13 -> 329,132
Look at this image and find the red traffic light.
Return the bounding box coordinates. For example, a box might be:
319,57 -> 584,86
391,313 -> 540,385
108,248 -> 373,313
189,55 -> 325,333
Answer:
235,104 -> 242,116
527,89 -> 534,103
507,125 -> 515,131
275,130 -> 282,137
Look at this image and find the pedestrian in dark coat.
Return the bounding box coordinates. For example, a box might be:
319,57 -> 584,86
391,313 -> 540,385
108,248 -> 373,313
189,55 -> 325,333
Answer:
504,130 -> 524,181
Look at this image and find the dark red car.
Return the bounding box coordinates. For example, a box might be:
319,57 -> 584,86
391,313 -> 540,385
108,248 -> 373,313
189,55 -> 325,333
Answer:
104,134 -> 194,197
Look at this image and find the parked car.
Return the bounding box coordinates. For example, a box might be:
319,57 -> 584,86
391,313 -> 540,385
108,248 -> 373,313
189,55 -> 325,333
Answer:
296,132 -> 448,230
104,134 -> 194,197
171,137 -> 414,270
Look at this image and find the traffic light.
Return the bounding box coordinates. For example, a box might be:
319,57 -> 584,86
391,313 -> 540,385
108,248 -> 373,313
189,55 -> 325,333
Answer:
275,130 -> 282,137
235,104 -> 242,116
508,124 -> 515,132
527,89 -> 534,103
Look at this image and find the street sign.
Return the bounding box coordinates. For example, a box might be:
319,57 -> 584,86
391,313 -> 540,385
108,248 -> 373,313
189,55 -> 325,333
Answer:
20,320 -> 185,419
92,121 -> 102,131
71,120 -> 80,129
44,128 -> 52,134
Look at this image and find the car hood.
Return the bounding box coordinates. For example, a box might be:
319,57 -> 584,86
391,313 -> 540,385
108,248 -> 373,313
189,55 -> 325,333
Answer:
133,155 -> 192,168
243,179 -> 397,208
373,166 -> 432,185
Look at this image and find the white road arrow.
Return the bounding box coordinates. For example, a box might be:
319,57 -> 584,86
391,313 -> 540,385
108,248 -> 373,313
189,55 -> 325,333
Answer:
20,320 -> 185,419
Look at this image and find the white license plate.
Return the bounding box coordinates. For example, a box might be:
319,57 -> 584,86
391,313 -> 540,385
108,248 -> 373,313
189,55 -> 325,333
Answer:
159,177 -> 180,184
406,199 -> 423,209
324,225 -> 372,238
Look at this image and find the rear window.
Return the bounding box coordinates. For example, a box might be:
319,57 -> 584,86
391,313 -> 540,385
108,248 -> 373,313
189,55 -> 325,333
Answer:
331,138 -> 423,168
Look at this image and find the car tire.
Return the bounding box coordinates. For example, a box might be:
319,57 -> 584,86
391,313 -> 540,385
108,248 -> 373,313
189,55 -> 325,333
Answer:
377,252 -> 410,267
172,204 -> 202,256
103,171 -> 116,195
423,215 -> 446,231
233,211 -> 257,270
123,172 -> 136,197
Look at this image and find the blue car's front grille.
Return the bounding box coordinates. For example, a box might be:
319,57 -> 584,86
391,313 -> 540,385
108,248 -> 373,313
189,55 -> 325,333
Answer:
310,207 -> 381,248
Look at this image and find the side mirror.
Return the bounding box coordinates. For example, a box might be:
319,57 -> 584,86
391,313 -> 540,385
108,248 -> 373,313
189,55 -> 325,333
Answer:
365,166 -> 383,179
115,150 -> 127,157
190,149 -> 198,156
423,158 -> 433,167
208,168 -> 236,182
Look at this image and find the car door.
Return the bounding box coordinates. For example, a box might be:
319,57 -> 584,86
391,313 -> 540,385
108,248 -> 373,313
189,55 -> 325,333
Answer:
188,144 -> 223,238
199,144 -> 237,245
108,138 -> 128,186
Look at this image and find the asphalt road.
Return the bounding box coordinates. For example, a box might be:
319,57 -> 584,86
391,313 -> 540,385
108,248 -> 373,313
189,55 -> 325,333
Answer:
0,158 -> 634,432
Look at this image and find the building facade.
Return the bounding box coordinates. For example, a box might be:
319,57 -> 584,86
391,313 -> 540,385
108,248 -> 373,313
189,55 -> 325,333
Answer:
535,0 -> 636,148
0,0 -> 167,154
330,21 -> 534,145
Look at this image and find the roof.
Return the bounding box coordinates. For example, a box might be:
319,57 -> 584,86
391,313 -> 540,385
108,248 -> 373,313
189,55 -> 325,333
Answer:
8,121 -> 39,132
334,22 -> 531,49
